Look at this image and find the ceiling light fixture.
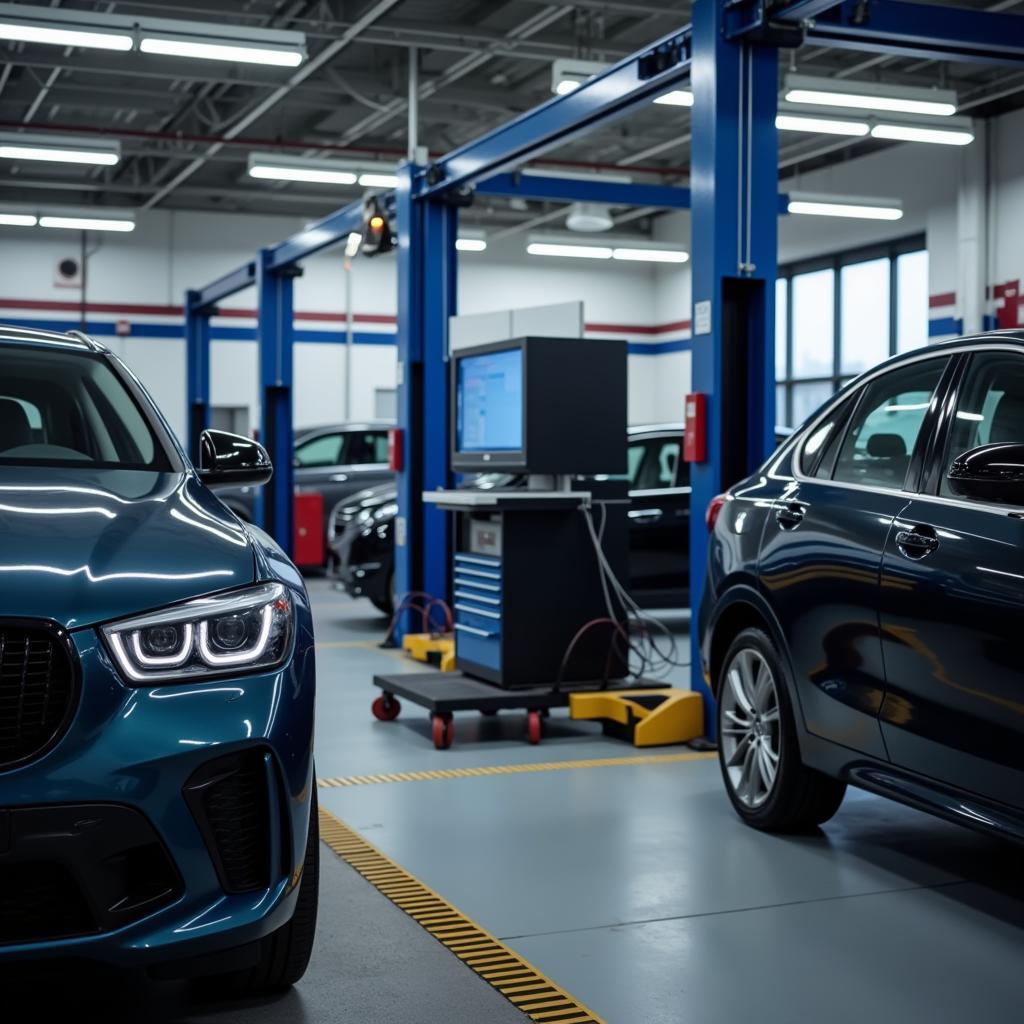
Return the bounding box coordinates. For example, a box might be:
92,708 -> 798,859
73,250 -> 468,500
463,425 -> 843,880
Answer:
551,57 -> 608,96
776,113 -> 869,137
528,242 -> 613,260
0,4 -> 306,67
456,238 -> 487,252
613,247 -> 689,263
248,154 -> 357,186
783,73 -> 957,117
0,213 -> 37,227
358,172 -> 399,188
39,214 -> 135,232
527,235 -> 688,263
0,131 -> 120,166
787,193 -> 903,221
653,90 -> 693,107
870,123 -> 974,146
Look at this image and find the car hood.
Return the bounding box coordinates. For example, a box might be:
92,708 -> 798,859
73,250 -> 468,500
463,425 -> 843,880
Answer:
0,467 -> 254,630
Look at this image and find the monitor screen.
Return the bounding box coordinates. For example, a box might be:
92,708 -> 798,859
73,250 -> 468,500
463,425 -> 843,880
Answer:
456,348 -> 523,453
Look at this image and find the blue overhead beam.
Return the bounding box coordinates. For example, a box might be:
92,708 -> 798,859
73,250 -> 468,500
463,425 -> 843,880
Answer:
476,174 -> 692,209
803,1 -> 1024,65
420,25 -> 692,197
190,261 -> 256,311
267,198 -> 366,273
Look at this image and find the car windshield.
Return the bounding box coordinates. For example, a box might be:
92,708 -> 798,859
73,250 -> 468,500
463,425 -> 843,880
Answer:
0,345 -> 172,470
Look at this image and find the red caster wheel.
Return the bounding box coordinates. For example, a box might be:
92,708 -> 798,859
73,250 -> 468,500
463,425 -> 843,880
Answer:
372,694 -> 401,721
432,713 -> 454,750
527,710 -> 543,745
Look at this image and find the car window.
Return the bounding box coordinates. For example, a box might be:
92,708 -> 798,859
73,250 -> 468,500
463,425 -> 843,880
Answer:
294,432 -> 343,468
0,347 -> 167,470
801,395 -> 854,478
831,358 -> 946,490
342,430 -> 389,465
635,438 -> 682,490
939,351 -> 1024,499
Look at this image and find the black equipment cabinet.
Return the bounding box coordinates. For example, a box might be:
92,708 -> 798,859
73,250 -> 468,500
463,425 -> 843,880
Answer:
450,495 -> 629,689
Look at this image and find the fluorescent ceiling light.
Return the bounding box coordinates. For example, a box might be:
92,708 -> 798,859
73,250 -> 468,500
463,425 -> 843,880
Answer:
551,57 -> 608,96
613,247 -> 688,263
776,113 -> 869,137
653,90 -> 693,107
871,123 -> 974,146
39,215 -> 135,232
0,213 -> 37,226
359,172 -> 399,188
456,238 -> 487,252
0,144 -> 118,165
0,132 -> 120,166
250,165 -> 356,185
139,36 -> 302,67
783,73 -> 957,117
528,242 -> 613,260
0,5 -> 305,67
787,195 -> 903,221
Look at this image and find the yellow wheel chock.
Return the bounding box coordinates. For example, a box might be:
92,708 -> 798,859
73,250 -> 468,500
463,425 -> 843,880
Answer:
402,632 -> 456,673
568,689 -> 703,747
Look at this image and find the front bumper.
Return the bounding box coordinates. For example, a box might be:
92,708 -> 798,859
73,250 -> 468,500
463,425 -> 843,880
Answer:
328,527 -> 388,603
0,587 -> 316,968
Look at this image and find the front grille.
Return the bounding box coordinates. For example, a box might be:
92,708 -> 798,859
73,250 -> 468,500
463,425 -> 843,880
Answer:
0,624 -> 76,770
184,750 -> 272,894
0,863 -> 94,944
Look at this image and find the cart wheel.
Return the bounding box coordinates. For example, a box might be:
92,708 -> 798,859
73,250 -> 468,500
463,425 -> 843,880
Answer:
527,710 -> 543,745
372,694 -> 401,721
481,709 -> 498,717
432,713 -> 454,750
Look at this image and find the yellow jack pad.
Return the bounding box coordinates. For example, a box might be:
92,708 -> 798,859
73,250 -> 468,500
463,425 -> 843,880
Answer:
569,688 -> 703,747
402,632 -> 456,672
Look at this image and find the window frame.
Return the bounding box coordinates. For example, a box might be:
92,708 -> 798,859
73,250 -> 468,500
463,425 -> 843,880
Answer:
778,234 -> 927,429
293,430 -> 345,469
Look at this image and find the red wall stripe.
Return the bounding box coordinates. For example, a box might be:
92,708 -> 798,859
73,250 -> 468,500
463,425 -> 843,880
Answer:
929,292 -> 956,308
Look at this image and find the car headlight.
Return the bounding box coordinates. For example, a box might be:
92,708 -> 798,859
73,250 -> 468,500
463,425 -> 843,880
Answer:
102,582 -> 293,685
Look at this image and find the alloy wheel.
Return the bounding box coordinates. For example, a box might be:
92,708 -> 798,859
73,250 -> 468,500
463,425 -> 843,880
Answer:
720,647 -> 781,808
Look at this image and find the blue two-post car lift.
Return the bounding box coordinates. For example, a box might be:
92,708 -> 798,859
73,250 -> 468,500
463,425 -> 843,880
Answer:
188,0 -> 1024,735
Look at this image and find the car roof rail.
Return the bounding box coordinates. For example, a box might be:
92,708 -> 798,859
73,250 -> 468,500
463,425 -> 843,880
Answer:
65,328 -> 107,352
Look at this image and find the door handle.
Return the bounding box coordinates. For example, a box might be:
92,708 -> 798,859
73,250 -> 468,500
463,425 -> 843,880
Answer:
628,508 -> 663,522
895,526 -> 939,560
775,501 -> 805,530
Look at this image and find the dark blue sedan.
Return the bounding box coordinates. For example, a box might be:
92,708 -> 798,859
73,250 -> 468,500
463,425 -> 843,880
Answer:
700,331 -> 1024,842
0,326 -> 317,990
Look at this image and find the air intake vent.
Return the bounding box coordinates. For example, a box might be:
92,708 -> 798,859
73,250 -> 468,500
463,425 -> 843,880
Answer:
184,750 -> 273,893
0,623 -> 76,770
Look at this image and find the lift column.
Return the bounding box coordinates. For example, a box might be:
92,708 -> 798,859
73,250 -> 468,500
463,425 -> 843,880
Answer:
395,164 -> 458,633
184,289 -> 211,461
689,0 -> 778,734
257,246 -> 298,556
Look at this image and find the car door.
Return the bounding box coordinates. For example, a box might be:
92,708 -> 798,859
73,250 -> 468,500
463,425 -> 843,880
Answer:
757,355 -> 951,757
877,348 -> 1024,807
627,431 -> 688,604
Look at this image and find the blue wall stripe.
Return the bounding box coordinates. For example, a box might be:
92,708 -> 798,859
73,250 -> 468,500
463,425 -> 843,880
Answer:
629,338 -> 692,355
929,316 -> 963,337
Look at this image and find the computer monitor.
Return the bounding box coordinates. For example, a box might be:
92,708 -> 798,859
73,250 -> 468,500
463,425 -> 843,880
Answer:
450,336 -> 626,476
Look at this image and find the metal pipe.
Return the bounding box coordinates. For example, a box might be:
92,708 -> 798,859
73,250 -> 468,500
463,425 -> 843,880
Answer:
344,259 -> 353,422
408,46 -> 418,161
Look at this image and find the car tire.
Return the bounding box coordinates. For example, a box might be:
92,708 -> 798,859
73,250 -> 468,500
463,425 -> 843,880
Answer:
716,627 -> 846,832
208,790 -> 320,997
371,571 -> 395,617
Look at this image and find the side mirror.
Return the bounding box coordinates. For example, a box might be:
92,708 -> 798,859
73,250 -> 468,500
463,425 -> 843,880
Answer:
947,442 -> 1024,505
197,429 -> 273,490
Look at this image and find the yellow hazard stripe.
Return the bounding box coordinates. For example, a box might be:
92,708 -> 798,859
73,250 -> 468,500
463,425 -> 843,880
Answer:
319,807 -> 606,1024
317,749 -> 714,788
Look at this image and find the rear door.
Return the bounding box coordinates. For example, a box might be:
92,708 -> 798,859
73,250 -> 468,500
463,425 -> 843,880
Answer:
877,348 -> 1024,807
757,355 -> 951,757
627,430 -> 689,603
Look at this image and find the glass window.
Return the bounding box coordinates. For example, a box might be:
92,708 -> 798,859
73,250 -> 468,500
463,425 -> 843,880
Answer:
775,384 -> 788,427
940,352 -> 1024,498
0,347 -> 166,469
634,438 -> 681,490
791,380 -> 834,429
800,395 -> 852,477
342,430 -> 389,465
294,432 -> 343,468
775,278 -> 788,382
791,268 -> 835,379
897,250 -> 929,352
840,258 -> 890,375
832,359 -> 946,489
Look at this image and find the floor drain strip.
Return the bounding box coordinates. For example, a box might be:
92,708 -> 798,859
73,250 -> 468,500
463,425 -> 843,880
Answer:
317,749 -> 714,788
319,807 -> 606,1024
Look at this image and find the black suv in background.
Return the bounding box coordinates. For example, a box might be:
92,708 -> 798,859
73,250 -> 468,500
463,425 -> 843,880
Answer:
328,424 -> 788,614
700,332 -> 1024,843
217,422 -> 392,552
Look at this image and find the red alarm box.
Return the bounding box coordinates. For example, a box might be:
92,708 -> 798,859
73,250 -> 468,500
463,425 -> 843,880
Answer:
388,427 -> 404,472
683,393 -> 707,463
293,491 -> 324,568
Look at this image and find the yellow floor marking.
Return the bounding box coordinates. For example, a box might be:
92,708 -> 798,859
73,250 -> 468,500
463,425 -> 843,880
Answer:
319,807 -> 606,1024
317,749 -> 714,789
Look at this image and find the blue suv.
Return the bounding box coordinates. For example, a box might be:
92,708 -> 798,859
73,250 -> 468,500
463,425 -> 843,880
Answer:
0,326 -> 318,990
701,332 -> 1024,843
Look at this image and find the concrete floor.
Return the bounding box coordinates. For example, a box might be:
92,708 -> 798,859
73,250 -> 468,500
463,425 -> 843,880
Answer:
22,578 -> 1023,1022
